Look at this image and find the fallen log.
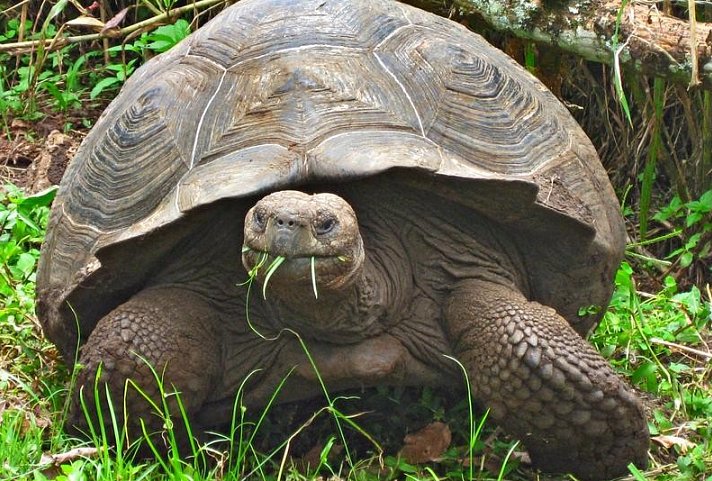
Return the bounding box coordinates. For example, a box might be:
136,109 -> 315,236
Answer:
410,0 -> 712,88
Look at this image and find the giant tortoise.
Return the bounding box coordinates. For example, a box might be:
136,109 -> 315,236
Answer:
37,0 -> 649,478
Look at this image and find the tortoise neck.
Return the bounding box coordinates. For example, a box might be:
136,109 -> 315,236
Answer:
259,256 -> 392,343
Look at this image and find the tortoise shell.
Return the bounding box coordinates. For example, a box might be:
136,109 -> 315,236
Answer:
37,0 -> 624,359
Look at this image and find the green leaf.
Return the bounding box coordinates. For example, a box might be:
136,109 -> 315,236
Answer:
686,211 -> 703,227
146,20 -> 191,53
21,186 -> 57,209
611,0 -> 632,126
90,76 -> 122,99
310,256 -> 318,299
41,82 -> 66,109
632,362 -> 658,392
695,190 -> 712,210
146,36 -> 175,52
662,275 -> 677,293
15,210 -> 40,233
15,252 -> 36,278
679,252 -> 693,268
672,286 -> 701,314
614,261 -> 634,298
668,362 -> 690,374
262,255 -> 285,300
653,195 -> 682,222
43,0 -> 69,31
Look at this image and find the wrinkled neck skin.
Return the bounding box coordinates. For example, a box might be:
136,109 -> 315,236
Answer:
254,252 -> 398,344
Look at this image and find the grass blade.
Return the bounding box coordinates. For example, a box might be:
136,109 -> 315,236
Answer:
497,440 -> 520,481
639,76 -> 665,239
262,255 -> 285,300
612,0 -> 633,126
701,90 -> 711,192
310,256 -> 318,299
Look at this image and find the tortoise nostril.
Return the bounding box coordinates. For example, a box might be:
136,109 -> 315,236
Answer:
275,214 -> 299,230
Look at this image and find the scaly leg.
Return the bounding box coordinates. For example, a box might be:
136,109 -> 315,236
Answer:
445,280 -> 648,481
68,287 -> 223,449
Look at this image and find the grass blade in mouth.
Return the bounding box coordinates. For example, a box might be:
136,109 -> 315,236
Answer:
310,256 -> 318,299
238,251 -> 268,286
262,255 -> 285,300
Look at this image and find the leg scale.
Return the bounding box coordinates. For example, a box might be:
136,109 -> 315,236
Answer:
446,280 -> 648,480
68,287 -> 223,448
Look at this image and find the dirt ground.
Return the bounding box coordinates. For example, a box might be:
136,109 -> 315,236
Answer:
0,111 -> 99,192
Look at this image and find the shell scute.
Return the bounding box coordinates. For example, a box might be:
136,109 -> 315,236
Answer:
188,0 -> 407,68
192,51 -> 424,168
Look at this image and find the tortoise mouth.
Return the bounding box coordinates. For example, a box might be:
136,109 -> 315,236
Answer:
242,246 -> 350,262
241,246 -> 354,290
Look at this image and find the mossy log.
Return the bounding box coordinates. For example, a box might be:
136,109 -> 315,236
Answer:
409,0 -> 712,88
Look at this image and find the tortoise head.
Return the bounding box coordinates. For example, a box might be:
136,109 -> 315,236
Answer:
242,191 -> 365,294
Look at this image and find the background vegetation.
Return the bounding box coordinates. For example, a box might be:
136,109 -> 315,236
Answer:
1,0 -> 710,480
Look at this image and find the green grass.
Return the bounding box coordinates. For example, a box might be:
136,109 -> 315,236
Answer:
1,184 -> 711,481
0,184 -> 68,413
590,262 -> 712,480
570,258 -> 711,480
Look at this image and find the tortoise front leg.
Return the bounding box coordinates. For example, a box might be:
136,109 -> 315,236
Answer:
444,280 -> 649,481
68,287 -> 223,448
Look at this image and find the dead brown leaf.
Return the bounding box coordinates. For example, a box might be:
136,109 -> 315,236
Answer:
292,441 -> 344,473
66,15 -> 105,31
101,7 -> 129,32
40,447 -> 100,477
24,130 -> 77,192
398,422 -> 451,464
652,434 -> 697,453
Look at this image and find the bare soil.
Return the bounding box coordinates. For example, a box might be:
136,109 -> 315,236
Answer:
0,110 -> 102,192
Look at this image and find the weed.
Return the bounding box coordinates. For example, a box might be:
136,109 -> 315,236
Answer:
638,77 -> 666,239
0,409 -> 46,478
0,3 -> 194,123
238,250 -> 384,473
0,184 -> 68,480
653,190 -> 712,269
0,185 -> 60,392
444,354 -> 493,481
592,262 -> 712,476
240,260 -> 518,481
241,248 -> 321,300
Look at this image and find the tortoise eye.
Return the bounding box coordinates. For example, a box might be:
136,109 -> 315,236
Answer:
315,216 -> 337,235
253,209 -> 267,230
